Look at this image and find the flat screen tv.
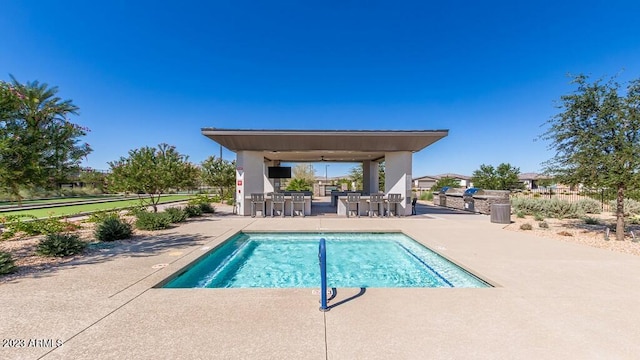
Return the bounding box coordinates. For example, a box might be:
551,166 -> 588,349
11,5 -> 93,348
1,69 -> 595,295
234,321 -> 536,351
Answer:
268,166 -> 292,179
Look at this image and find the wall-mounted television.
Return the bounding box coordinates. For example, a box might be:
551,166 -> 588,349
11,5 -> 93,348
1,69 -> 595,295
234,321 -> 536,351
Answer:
268,166 -> 292,179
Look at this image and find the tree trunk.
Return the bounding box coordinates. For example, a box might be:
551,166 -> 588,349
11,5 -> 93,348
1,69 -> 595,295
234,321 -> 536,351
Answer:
616,184 -> 625,241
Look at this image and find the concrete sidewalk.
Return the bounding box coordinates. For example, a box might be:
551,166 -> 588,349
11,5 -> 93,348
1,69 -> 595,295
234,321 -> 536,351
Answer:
2,207 -> 640,359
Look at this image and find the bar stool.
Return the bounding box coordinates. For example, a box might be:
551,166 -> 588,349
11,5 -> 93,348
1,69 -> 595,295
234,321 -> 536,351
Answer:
367,193 -> 384,217
291,193 -> 306,217
270,193 -> 285,217
346,193 -> 361,218
386,193 -> 403,217
250,193 -> 266,217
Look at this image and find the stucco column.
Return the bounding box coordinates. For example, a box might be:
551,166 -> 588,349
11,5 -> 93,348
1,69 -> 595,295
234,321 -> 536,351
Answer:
384,151 -> 412,215
362,160 -> 379,194
236,151 -> 266,216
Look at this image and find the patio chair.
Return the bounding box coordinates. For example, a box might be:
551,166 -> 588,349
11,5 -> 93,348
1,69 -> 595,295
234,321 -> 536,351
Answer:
291,193 -> 306,217
366,193 -> 385,217
270,192 -> 286,217
346,193 -> 361,218
386,193 -> 403,217
250,193 -> 266,218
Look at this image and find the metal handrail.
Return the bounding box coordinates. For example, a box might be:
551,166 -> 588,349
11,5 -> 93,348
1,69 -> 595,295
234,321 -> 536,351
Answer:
318,238 -> 328,312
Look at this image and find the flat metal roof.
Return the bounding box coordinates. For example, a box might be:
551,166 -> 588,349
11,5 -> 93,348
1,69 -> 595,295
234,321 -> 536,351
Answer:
201,128 -> 448,162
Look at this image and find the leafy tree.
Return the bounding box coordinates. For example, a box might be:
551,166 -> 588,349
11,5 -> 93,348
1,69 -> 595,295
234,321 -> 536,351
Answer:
200,156 -> 236,200
0,77 -> 91,204
107,143 -> 199,212
292,164 -> 315,184
471,163 -> 523,190
541,74 -> 640,240
348,163 -> 385,191
430,177 -> 461,191
79,168 -> 107,192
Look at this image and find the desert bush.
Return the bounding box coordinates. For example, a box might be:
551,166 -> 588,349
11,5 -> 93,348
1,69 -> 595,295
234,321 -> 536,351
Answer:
164,207 -> 188,223
511,198 -> 546,216
0,251 -> 16,275
94,217 -> 133,241
583,217 -> 601,225
608,198 -> 640,216
198,203 -> 215,213
575,199 -> 602,214
419,192 -> 433,201
539,221 -> 549,229
534,213 -> 544,221
87,210 -> 121,223
1,215 -> 80,239
545,198 -> 583,219
520,223 -> 533,230
184,204 -> 203,217
36,233 -> 86,257
135,211 -> 171,230
516,210 -> 525,218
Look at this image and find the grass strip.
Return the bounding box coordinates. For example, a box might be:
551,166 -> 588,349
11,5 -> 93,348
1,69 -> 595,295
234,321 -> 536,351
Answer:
2,195 -> 194,219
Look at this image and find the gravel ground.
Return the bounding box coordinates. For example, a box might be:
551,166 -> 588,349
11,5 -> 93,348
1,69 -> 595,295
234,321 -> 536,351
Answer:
504,212 -> 640,256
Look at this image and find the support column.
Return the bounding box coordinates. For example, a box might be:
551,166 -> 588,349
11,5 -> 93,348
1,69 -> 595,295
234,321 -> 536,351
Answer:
362,160 -> 379,194
236,151 -> 266,216
384,152 -> 412,215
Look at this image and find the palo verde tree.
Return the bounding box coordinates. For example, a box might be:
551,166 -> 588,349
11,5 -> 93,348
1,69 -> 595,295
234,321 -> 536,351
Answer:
108,143 -> 199,212
541,74 -> 640,240
0,76 -> 91,204
471,163 -> 523,190
200,155 -> 236,199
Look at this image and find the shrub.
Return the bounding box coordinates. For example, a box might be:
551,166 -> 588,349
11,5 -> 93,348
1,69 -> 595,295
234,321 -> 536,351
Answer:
226,198 -> 235,205
135,211 -> 171,230
0,215 -> 80,240
184,204 -> 203,217
583,217 -> 601,225
164,207 -> 188,223
0,251 -> 16,275
608,198 -> 640,216
546,198 -> 583,219
534,213 -> 544,221
520,223 -> 533,230
629,215 -> 640,225
575,199 -> 602,214
516,210 -> 525,218
36,233 -> 86,257
539,221 -> 549,229
199,203 -> 215,214
87,210 -> 121,223
419,192 -> 433,201
94,217 -> 133,241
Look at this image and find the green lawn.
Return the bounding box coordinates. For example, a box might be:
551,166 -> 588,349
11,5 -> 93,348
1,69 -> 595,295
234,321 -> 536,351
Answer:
1,195 -> 194,218
0,195 -> 123,207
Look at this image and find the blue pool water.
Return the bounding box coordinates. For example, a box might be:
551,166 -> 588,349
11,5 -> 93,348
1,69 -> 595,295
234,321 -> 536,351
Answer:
163,232 -> 490,288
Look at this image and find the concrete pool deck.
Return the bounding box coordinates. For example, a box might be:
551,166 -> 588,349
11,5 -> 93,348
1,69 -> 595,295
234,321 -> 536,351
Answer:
2,204 -> 640,359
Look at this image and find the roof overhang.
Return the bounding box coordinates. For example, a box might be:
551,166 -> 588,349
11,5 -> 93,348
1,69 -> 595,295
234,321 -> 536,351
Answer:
201,128 -> 448,162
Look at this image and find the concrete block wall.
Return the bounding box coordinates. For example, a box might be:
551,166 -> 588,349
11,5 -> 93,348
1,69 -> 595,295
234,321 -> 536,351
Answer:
434,189 -> 510,215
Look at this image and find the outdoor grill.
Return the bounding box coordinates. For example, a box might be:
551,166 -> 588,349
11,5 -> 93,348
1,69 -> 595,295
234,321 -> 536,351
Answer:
463,187 -> 481,212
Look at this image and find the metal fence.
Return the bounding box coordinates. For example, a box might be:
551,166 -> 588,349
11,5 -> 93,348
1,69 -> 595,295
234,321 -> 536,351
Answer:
511,188 -> 640,213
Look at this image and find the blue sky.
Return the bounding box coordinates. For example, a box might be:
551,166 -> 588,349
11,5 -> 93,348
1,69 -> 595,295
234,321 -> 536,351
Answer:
2,1 -> 640,178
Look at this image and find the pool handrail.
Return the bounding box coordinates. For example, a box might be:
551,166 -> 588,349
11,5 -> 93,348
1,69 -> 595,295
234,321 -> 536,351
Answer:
319,238 -> 328,312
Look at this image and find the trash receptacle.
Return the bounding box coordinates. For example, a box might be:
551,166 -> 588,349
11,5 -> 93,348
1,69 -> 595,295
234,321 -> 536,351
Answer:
490,203 -> 511,224
463,188 -> 480,212
439,186 -> 449,207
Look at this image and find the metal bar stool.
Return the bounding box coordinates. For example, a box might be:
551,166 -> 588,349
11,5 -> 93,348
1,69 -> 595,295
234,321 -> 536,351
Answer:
367,193 -> 384,217
250,193 -> 266,217
386,193 -> 403,217
291,193 -> 306,217
346,193 -> 361,218
270,192 -> 285,217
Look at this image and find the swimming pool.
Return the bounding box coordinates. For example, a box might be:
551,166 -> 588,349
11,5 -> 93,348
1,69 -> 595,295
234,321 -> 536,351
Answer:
163,232 -> 490,288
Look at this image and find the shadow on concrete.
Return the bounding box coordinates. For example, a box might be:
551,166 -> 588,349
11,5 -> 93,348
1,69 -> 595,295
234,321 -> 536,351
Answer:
327,287 -> 366,310
1,231 -> 211,284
